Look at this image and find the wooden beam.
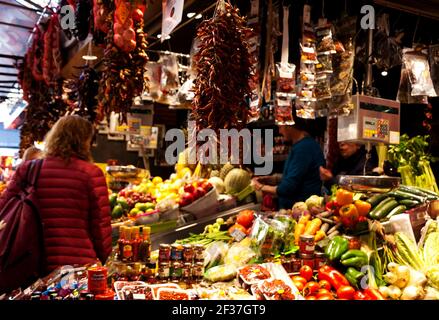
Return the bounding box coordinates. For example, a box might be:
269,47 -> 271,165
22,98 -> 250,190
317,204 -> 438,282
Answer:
0,1 -> 39,12
0,54 -> 24,60
0,20 -> 33,30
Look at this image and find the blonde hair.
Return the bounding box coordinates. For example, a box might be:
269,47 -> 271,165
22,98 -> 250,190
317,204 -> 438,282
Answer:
44,115 -> 94,162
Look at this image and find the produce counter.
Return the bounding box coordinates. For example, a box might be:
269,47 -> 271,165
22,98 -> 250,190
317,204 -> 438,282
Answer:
150,203 -> 260,251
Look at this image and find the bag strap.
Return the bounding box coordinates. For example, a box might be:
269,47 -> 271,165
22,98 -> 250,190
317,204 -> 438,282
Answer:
26,159 -> 43,189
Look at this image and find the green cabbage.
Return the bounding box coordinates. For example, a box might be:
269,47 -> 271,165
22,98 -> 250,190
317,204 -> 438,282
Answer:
305,195 -> 324,210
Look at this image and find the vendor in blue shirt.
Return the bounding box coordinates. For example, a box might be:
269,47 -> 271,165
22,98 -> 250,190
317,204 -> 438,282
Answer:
252,121 -> 325,209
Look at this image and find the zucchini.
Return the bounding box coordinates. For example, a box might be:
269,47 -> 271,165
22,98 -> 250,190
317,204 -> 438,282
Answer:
373,199 -> 399,220
366,193 -> 388,207
391,190 -> 427,203
368,197 -> 395,219
398,186 -> 438,200
412,186 -> 439,198
398,199 -> 420,208
385,205 -> 407,219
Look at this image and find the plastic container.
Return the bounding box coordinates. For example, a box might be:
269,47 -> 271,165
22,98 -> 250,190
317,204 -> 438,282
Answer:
149,283 -> 181,300
180,188 -> 219,219
119,284 -> 152,300
237,264 -> 272,290
114,281 -> 146,300
156,288 -> 190,300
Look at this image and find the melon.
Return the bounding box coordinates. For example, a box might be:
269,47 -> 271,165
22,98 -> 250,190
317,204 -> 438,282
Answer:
219,162 -> 235,180
208,177 -> 225,194
224,168 -> 251,195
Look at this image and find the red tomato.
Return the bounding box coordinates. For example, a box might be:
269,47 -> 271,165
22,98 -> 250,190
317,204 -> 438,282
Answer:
318,280 -> 331,290
353,291 -> 368,300
299,265 -> 313,282
336,286 -> 356,300
293,281 -> 304,292
306,296 -> 317,300
316,288 -> 332,298
318,294 -> 335,300
236,210 -> 255,229
291,276 -> 307,286
303,281 -> 320,296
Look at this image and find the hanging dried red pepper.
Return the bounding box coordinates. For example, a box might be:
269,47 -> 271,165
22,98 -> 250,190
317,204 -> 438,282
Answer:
192,0 -> 253,134
43,14 -> 62,86
97,0 -> 148,122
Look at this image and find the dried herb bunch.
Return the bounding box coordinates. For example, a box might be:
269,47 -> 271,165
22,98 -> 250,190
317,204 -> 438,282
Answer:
97,0 -> 148,122
192,1 -> 253,134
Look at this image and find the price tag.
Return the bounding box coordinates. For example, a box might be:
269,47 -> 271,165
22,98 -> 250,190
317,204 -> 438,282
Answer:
161,0 -> 184,42
230,228 -> 247,242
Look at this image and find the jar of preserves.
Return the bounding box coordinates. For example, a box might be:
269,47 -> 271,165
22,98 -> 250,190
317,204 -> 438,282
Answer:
314,251 -> 327,270
159,244 -> 171,263
344,235 -> 362,250
193,262 -> 204,282
299,234 -> 315,255
182,244 -> 194,263
291,254 -> 302,273
171,244 -> 184,261
182,262 -> 192,283
158,262 -> 170,282
300,253 -> 315,270
194,244 -> 205,262
171,261 -> 183,282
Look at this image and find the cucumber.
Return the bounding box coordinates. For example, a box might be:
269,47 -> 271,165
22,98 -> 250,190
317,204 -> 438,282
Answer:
373,199 -> 399,220
366,193 -> 388,207
399,199 -> 420,208
368,197 -> 395,219
385,205 -> 407,219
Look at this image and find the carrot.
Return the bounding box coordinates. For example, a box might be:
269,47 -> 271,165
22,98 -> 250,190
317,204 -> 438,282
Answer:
298,214 -> 310,225
314,230 -> 326,242
304,218 -> 322,236
294,223 -> 306,245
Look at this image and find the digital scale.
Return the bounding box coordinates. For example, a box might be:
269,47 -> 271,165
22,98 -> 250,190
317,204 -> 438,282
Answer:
337,95 -> 401,145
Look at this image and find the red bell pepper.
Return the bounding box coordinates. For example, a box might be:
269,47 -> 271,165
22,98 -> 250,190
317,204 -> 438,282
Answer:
325,200 -> 340,215
317,266 -> 350,291
353,291 -> 368,300
363,288 -> 386,300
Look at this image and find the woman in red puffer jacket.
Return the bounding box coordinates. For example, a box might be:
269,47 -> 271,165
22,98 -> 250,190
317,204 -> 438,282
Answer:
1,115 -> 112,273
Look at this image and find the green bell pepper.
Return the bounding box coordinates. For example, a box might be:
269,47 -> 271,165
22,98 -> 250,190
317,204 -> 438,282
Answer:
340,249 -> 368,268
325,236 -> 349,261
344,267 -> 365,289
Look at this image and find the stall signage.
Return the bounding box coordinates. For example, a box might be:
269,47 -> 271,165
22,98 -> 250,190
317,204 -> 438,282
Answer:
161,0 -> 184,42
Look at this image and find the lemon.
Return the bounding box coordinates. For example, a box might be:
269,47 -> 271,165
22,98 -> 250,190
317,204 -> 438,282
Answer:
152,176 -> 163,185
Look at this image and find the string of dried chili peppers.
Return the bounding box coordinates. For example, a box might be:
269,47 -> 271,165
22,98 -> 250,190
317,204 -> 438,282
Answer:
192,1 -> 253,136
97,0 -> 148,123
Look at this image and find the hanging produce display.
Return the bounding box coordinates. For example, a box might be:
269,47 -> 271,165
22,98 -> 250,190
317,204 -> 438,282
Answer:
97,0 -> 148,122
43,14 -> 62,86
74,0 -> 93,41
63,67 -> 100,123
191,0 -> 253,133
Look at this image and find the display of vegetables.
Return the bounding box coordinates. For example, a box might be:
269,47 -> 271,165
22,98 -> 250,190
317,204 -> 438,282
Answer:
388,134 -> 439,193
192,1 -> 252,134
366,185 -> 439,221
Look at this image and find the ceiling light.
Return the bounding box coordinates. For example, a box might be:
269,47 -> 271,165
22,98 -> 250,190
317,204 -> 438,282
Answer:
195,13 -> 202,19
381,70 -> 388,77
187,12 -> 196,18
157,34 -> 162,39
164,35 -> 171,40
82,42 -> 97,61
